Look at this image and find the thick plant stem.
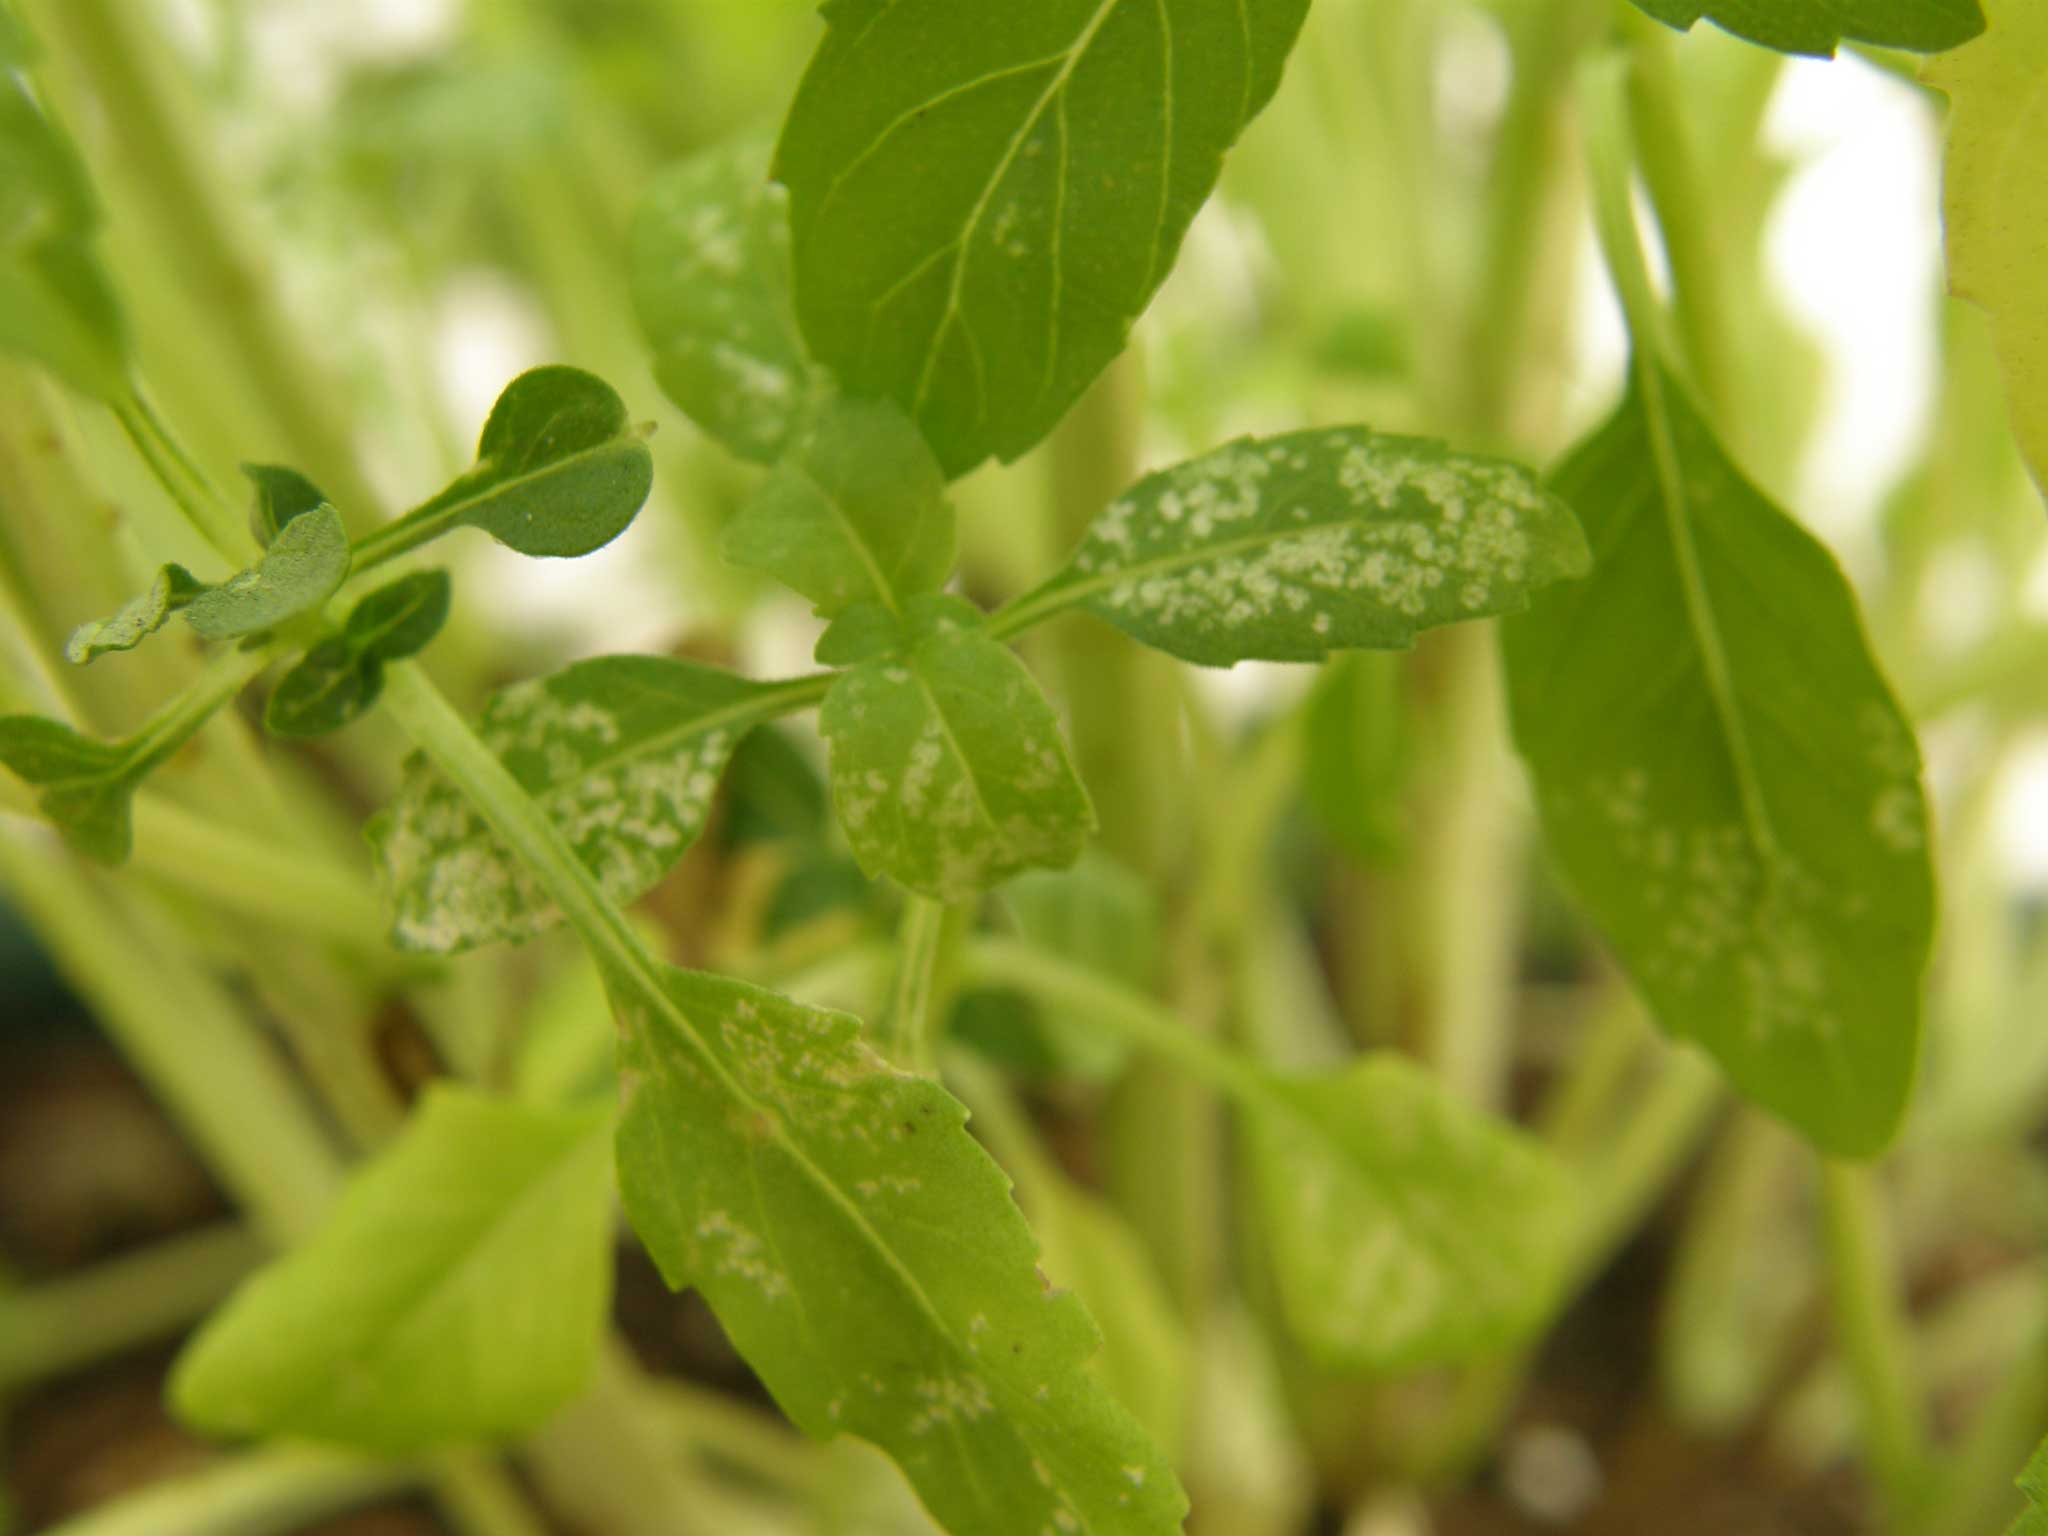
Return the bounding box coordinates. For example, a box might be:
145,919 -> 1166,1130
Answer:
37,1445 -> 421,1536
1819,1161 -> 1932,1526
0,1224 -> 263,1389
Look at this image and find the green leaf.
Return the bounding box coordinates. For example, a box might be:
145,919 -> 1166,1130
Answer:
1027,1175 -> 1189,1456
2009,1434 -> 2048,1536
0,715 -> 139,863
1248,1055 -> 1576,1370
1928,0 -> 2048,496
243,463 -> 328,546
265,571 -> 451,739
630,136 -> 822,463
183,505 -> 351,641
723,396 -> 954,618
370,656 -> 788,952
1300,652 -> 1406,862
1629,0 -> 1983,53
612,961 -> 1185,1536
819,597 -> 1094,901
0,3 -> 33,66
776,0 -> 1312,477
363,367 -> 655,564
1502,367 -> 1934,1156
265,638 -> 373,740
1017,429 -> 1589,666
64,564 -> 207,664
344,568 -> 453,661
0,76 -> 128,398
170,1086 -> 613,1452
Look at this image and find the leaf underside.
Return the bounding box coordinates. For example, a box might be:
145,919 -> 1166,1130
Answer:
65,563 -> 206,664
777,0 -> 1312,477
1028,428 -> 1591,667
171,1086 -> 613,1452
1502,366 -> 1934,1157
183,505 -> 351,641
1629,0 -> 1983,54
370,655 -> 779,952
612,961 -> 1185,1536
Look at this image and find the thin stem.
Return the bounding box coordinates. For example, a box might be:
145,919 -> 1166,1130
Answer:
123,644 -> 272,776
111,393 -> 247,568
1819,1160 -> 1932,1525
961,936 -> 1275,1108
880,895 -> 951,1073
0,1224 -> 263,1389
37,1445 -> 419,1536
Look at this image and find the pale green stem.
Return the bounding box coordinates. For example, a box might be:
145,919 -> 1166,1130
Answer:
111,392 -> 250,569
122,644 -> 273,778
127,793 -> 392,957
0,1224 -> 263,1389
1925,1303 -> 2048,1536
45,0 -> 387,530
880,895 -> 951,1073
0,823 -> 344,1241
1621,16 -> 1742,427
1819,1161 -> 1932,1526
36,1445 -> 420,1536
1533,986 -> 1649,1152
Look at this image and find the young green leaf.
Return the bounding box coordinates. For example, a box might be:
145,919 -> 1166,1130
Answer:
0,716 -> 140,863
0,75 -> 129,399
776,0 -> 1312,477
1502,367 -> 1934,1157
183,504 -> 351,641
1248,1056 -> 1576,1370
612,961 -> 1185,1536
819,597 -> 1094,901
370,656 -> 795,952
723,395 -> 954,618
64,563 -> 207,664
630,136 -> 822,463
265,570 -> 452,739
1927,0 -> 2048,496
354,367 -> 655,567
170,1086 -> 613,1452
1010,429 -> 1589,666
243,462 -> 328,546
2008,1433 -> 2048,1536
1629,0 -> 1983,54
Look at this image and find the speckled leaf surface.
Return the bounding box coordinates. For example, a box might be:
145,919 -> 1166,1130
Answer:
1503,367 -> 1934,1156
613,961 -> 1185,1536
776,0 -> 1312,477
819,597 -> 1094,901
723,395 -> 954,617
171,1087 -> 613,1452
1248,1056 -> 1576,1371
65,563 -> 206,663
631,136 -> 823,463
1022,429 -> 1588,666
1928,0 -> 2048,496
1630,0 -> 1982,54
370,656 -> 788,952
183,505 -> 351,641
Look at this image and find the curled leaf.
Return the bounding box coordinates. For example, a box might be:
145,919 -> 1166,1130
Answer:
65,564 -> 206,664
184,505 -> 351,641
